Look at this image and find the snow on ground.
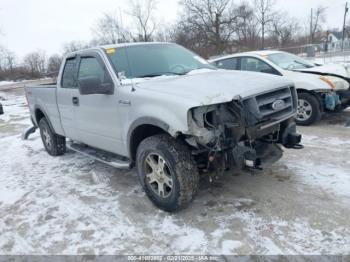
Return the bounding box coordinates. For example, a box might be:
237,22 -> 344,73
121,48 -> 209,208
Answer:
0,81 -> 15,86
0,90 -> 350,255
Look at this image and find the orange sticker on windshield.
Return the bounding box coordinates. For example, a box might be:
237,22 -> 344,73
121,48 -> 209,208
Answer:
106,48 -> 116,54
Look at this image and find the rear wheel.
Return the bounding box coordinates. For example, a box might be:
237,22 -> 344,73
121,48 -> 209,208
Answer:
296,93 -> 321,126
39,118 -> 66,156
136,134 -> 199,212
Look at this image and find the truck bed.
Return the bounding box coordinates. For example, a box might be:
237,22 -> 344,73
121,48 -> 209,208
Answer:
25,84 -> 64,135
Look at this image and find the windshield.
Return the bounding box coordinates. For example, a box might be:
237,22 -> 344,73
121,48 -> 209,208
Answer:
267,52 -> 315,70
106,43 -> 216,79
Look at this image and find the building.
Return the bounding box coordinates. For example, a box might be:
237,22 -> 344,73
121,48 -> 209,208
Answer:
324,31 -> 350,52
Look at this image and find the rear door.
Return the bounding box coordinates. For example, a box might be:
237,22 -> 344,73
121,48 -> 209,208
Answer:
57,56 -> 80,140
75,52 -> 123,154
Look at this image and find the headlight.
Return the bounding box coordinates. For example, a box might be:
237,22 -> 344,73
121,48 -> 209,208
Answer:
319,76 -> 349,90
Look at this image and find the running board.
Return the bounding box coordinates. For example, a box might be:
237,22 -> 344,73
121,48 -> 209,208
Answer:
67,142 -> 131,169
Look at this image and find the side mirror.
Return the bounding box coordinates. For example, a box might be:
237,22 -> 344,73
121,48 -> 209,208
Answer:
78,76 -> 114,95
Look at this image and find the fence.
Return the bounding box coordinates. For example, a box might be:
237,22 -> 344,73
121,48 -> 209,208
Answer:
276,40 -> 350,64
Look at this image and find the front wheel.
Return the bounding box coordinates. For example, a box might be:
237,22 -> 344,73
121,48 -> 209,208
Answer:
136,134 -> 199,212
296,93 -> 322,126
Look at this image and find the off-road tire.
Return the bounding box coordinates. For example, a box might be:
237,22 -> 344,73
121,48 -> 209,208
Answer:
39,118 -> 66,156
136,134 -> 199,212
296,92 -> 322,126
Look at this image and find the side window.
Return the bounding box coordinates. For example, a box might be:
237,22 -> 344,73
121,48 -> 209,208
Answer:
240,57 -> 280,75
215,58 -> 238,70
78,57 -> 112,84
61,58 -> 77,88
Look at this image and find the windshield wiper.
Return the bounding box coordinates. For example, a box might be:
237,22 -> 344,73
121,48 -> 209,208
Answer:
293,60 -> 314,68
137,72 -> 185,78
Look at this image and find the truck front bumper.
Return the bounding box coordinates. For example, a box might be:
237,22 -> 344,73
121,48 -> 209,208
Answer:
228,120 -> 302,171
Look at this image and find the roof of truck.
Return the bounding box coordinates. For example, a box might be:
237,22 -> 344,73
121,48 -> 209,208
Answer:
100,42 -> 172,49
66,42 -> 173,57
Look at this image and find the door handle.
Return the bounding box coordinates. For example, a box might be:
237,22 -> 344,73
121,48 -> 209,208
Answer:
119,100 -> 131,106
72,97 -> 79,106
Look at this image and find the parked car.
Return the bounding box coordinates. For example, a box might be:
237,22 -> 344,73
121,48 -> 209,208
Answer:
25,43 -> 302,212
0,102 -> 3,115
210,51 -> 350,125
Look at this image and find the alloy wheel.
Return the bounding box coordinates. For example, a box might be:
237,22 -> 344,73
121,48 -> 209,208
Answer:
297,99 -> 313,121
144,153 -> 173,198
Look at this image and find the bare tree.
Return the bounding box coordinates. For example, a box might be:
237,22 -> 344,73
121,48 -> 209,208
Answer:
5,51 -> 16,74
310,6 -> 326,44
23,50 -> 46,78
129,0 -> 157,42
92,13 -> 130,45
0,46 -> 8,71
234,2 -> 260,51
62,41 -> 90,54
254,0 -> 276,49
0,46 -> 16,73
175,0 -> 237,57
47,54 -> 62,75
272,13 -> 300,47
154,24 -> 173,42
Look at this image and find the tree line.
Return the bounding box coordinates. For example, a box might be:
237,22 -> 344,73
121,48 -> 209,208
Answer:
0,0 -> 331,81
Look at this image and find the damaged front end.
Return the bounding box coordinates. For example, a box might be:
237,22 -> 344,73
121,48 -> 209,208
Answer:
317,90 -> 350,111
187,86 -> 302,172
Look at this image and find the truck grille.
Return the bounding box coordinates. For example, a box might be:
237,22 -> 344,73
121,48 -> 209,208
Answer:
243,86 -> 297,126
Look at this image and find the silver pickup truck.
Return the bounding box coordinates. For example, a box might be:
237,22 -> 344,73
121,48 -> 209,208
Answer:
25,42 -> 302,212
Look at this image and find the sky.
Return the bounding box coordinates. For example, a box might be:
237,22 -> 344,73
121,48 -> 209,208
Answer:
0,0 -> 349,60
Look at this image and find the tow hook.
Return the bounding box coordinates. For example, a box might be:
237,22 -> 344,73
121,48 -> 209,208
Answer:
280,121 -> 303,149
284,133 -> 304,149
286,143 -> 304,149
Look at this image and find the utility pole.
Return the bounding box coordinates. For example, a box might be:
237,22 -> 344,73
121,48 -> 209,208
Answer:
342,2 -> 349,51
310,8 -> 313,44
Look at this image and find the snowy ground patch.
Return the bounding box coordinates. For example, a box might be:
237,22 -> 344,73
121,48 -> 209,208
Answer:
0,81 -> 15,86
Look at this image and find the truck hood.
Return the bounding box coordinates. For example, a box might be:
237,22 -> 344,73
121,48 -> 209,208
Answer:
133,70 -> 293,106
294,63 -> 350,78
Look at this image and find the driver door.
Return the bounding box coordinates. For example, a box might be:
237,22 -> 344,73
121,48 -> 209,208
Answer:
75,52 -> 124,154
240,57 -> 281,75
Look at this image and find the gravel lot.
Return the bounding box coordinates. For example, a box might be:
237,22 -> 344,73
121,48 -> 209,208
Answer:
0,88 -> 350,255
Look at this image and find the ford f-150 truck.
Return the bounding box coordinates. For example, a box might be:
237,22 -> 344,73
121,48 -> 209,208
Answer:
25,42 -> 302,212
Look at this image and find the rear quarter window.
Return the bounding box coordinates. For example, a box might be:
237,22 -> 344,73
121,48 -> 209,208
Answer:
61,58 -> 77,88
